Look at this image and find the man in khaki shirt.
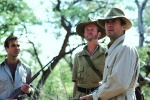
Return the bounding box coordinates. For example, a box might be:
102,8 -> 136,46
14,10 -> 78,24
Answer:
72,18 -> 106,99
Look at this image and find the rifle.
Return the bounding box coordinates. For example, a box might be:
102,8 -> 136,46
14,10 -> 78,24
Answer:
7,57 -> 57,99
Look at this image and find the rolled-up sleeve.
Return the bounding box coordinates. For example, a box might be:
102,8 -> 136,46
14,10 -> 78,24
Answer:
72,54 -> 78,82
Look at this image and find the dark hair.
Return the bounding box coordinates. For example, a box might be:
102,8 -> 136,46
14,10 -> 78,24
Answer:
4,35 -> 18,48
97,25 -> 101,32
118,18 -> 126,34
120,18 -> 126,25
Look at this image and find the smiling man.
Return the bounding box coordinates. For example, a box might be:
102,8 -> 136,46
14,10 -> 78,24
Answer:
72,18 -> 106,100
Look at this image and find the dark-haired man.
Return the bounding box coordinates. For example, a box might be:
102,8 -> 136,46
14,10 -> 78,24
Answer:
0,35 -> 33,99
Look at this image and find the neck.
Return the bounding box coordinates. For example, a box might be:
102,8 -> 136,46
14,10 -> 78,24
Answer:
6,56 -> 19,65
110,33 -> 124,42
87,41 -> 99,55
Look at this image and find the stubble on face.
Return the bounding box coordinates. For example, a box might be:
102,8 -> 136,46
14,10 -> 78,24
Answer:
7,41 -> 20,58
84,24 -> 99,42
85,34 -> 98,42
105,19 -> 124,40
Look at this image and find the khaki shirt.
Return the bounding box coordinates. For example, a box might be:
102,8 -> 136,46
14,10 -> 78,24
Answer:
93,35 -> 140,100
72,45 -> 106,88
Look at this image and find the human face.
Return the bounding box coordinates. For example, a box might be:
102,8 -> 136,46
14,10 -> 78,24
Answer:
105,18 -> 124,40
84,24 -> 99,41
5,40 -> 20,58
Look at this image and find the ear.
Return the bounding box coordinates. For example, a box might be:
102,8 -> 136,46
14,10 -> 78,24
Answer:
122,25 -> 126,30
5,47 -> 8,52
97,32 -> 101,39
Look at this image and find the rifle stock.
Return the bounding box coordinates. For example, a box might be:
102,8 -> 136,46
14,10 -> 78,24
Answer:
7,87 -> 22,99
7,57 -> 56,99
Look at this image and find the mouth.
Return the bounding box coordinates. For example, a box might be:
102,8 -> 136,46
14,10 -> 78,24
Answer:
15,51 -> 20,54
86,34 -> 93,37
107,29 -> 113,32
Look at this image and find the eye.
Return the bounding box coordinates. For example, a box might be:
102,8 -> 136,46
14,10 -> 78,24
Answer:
85,29 -> 88,31
11,44 -> 16,47
112,19 -> 117,23
11,44 -> 20,47
105,20 -> 109,23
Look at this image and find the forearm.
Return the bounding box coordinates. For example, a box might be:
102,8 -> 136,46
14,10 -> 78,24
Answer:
73,81 -> 77,97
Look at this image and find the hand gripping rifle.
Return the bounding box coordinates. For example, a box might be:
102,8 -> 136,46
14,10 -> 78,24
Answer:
7,57 -> 57,99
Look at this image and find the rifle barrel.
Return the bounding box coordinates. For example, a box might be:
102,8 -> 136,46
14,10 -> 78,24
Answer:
7,57 -> 56,99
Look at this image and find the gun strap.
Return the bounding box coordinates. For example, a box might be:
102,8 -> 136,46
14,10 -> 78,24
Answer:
84,55 -> 103,80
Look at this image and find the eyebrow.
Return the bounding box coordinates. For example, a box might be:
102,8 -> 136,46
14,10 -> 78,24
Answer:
11,44 -> 20,47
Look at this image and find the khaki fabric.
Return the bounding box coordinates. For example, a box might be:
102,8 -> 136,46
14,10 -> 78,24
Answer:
72,45 -> 106,99
92,35 -> 140,100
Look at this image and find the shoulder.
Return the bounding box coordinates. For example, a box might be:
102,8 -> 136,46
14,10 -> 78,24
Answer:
19,60 -> 31,71
22,63 -> 30,69
0,59 -> 5,66
122,40 -> 137,51
99,45 -> 106,53
75,49 -> 87,57
118,40 -> 138,56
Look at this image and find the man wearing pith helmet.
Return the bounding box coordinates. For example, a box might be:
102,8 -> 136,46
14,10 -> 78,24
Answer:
80,8 -> 140,100
72,18 -> 106,99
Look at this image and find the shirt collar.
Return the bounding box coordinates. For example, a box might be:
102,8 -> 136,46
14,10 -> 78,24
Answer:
84,45 -> 99,58
0,58 -> 21,66
106,34 -> 125,56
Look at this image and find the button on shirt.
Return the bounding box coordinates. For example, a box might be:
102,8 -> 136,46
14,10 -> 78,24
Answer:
72,45 -> 106,88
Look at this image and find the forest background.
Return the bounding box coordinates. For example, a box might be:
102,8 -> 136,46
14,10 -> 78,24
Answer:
0,0 -> 150,100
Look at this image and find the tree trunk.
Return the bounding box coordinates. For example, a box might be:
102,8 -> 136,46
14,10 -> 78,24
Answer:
135,0 -> 148,48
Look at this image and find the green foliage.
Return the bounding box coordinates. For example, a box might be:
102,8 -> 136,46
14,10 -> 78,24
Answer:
144,5 -> 150,26
144,5 -> 150,41
138,46 -> 150,99
40,59 -> 73,100
142,86 -> 150,100
138,45 -> 150,63
0,0 -> 38,35
50,0 -> 110,38
0,55 -> 5,62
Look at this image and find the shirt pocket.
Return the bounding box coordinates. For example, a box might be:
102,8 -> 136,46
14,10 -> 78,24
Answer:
21,72 -> 27,84
107,65 -> 113,76
77,66 -> 84,83
0,77 -> 8,93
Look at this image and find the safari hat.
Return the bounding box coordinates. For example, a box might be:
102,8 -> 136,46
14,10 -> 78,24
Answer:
97,8 -> 132,30
76,18 -> 106,39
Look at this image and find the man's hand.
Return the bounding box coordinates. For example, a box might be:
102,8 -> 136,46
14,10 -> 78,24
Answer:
80,94 -> 93,100
99,81 -> 103,86
21,84 -> 30,94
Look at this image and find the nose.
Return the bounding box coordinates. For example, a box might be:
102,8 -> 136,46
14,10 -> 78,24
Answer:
107,22 -> 113,26
86,30 -> 95,34
87,30 -> 93,32
105,23 -> 113,29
